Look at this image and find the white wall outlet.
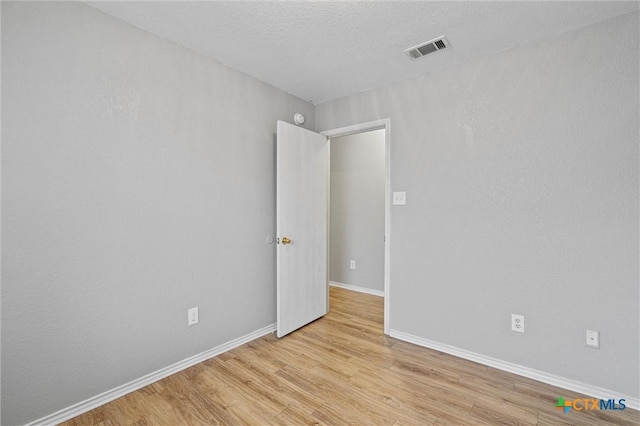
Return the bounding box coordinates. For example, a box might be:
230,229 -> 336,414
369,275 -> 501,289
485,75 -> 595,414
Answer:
350,260 -> 356,270
511,314 -> 524,333
392,191 -> 406,205
586,330 -> 599,348
188,307 -> 199,326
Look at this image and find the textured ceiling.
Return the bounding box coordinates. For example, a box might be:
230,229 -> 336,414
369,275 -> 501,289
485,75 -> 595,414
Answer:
87,1 -> 639,104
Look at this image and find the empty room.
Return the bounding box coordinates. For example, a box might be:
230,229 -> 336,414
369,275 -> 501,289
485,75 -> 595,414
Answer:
1,1 -> 639,425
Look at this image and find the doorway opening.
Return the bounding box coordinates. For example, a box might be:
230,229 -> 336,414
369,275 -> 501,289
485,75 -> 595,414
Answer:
322,119 -> 391,335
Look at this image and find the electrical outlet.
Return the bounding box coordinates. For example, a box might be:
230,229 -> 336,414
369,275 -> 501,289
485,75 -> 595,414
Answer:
392,191 -> 406,205
188,307 -> 198,326
586,330 -> 599,348
511,314 -> 524,333
350,260 -> 356,270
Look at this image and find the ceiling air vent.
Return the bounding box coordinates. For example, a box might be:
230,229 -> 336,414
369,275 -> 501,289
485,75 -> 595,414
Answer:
405,36 -> 450,61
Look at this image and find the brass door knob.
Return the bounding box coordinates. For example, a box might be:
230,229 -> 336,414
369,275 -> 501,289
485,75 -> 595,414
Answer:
281,237 -> 292,245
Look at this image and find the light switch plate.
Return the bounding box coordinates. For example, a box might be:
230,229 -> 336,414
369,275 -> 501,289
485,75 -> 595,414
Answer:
188,307 -> 199,326
393,191 -> 406,205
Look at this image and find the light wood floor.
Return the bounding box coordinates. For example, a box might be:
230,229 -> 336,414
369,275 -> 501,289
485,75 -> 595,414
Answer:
65,287 -> 638,425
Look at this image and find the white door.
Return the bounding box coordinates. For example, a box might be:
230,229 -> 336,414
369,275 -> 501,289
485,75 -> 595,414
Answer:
276,120 -> 329,338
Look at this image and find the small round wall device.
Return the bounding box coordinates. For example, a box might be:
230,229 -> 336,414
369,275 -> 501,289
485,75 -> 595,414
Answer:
294,113 -> 305,126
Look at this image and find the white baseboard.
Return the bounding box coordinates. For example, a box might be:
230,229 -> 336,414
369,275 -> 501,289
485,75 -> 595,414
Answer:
27,323 -> 277,426
389,329 -> 639,411
330,281 -> 384,297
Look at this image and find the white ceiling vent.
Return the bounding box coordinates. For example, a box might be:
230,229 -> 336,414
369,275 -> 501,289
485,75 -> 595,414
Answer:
405,36 -> 450,61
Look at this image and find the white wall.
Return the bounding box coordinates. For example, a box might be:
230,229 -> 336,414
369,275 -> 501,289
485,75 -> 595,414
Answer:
330,130 -> 385,292
1,2 -> 314,424
317,12 -> 639,399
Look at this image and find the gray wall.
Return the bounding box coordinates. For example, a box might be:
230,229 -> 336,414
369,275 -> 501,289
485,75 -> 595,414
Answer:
2,2 -> 638,423
317,12 -> 639,398
330,130 -> 385,292
1,2 -> 313,424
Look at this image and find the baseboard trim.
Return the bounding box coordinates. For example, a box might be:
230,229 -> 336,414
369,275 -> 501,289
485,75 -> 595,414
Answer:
27,323 -> 277,426
389,329 -> 639,411
330,281 -> 384,297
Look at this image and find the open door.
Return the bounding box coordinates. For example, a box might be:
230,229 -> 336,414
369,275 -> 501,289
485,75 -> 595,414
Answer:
276,120 -> 329,338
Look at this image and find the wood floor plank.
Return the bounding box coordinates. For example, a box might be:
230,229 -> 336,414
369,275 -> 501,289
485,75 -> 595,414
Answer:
200,358 -> 286,418
470,395 -> 539,426
536,411 -> 575,426
346,368 -> 445,425
223,357 -> 326,415
62,286 -> 639,425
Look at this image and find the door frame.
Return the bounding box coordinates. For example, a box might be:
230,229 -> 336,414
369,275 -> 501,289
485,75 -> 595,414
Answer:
321,118 -> 391,335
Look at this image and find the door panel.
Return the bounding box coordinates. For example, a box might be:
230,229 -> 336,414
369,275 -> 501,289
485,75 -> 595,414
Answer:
276,120 -> 329,338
